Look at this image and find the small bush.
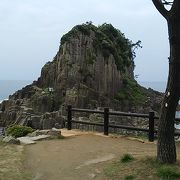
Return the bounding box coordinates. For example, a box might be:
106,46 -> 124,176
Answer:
157,166 -> 180,179
124,175 -> 135,180
121,154 -> 134,163
7,125 -> 34,138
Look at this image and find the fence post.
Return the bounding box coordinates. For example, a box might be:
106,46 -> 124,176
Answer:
149,111 -> 155,142
67,105 -> 72,130
104,108 -> 109,136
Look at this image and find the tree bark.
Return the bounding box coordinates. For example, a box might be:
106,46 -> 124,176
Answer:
152,0 -> 180,163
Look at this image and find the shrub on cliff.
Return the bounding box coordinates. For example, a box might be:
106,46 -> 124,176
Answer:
115,76 -> 147,105
6,125 -> 34,138
60,22 -> 136,72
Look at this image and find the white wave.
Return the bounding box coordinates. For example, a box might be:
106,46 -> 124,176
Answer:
0,99 -> 8,103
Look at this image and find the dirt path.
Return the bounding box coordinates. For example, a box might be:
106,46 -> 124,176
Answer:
24,130 -> 180,180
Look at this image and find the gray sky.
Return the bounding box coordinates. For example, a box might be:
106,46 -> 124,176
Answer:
0,0 -> 169,82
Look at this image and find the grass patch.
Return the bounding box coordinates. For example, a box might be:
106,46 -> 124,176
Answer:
104,161 -> 121,179
57,135 -> 65,139
0,144 -> 32,180
0,140 -> 6,146
121,154 -> 134,163
124,175 -> 135,180
104,156 -> 180,180
157,166 -> 180,179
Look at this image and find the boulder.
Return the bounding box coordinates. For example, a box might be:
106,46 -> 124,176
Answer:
17,135 -> 51,145
17,137 -> 36,145
48,128 -> 61,136
28,129 -> 61,137
27,115 -> 41,129
54,123 -> 61,129
42,117 -> 55,129
2,136 -> 20,145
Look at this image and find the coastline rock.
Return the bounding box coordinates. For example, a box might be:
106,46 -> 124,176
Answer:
0,23 -> 163,129
2,136 -> 20,145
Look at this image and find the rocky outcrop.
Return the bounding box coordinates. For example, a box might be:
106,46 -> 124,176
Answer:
2,136 -> 20,144
0,23 -> 163,129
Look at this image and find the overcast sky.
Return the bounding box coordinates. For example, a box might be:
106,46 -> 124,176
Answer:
0,0 -> 169,82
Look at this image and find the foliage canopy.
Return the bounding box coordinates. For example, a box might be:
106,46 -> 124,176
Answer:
61,22 -> 137,72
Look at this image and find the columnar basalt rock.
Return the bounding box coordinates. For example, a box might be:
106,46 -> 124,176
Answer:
0,23 -> 163,128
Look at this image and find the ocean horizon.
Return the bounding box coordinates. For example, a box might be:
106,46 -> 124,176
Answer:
0,80 -> 32,102
139,81 -> 166,93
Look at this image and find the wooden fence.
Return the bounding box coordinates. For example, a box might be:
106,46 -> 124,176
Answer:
66,105 -> 180,142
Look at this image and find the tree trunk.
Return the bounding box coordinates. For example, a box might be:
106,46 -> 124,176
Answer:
157,16 -> 180,163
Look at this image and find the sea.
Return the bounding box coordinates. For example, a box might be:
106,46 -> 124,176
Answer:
0,80 -> 32,103
140,81 -> 180,129
0,80 -> 179,129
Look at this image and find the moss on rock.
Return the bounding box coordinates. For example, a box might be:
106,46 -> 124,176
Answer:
115,77 -> 147,106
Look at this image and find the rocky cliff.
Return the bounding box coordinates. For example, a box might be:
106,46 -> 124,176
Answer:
0,23 -> 163,128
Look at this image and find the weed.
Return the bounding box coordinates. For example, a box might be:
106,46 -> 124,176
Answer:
124,175 -> 135,180
121,154 -> 134,163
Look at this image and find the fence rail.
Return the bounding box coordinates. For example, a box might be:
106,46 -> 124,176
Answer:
66,105 -> 180,142
175,118 -> 180,122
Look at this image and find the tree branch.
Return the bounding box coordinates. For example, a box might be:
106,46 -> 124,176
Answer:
162,0 -> 173,6
170,0 -> 180,15
152,0 -> 169,19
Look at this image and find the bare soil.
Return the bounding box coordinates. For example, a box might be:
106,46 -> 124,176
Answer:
23,130 -> 163,180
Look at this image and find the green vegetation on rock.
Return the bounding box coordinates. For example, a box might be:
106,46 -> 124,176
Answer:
60,22 -> 135,72
61,22 -> 97,45
95,23 -> 133,71
115,76 -> 147,105
7,125 -> 34,138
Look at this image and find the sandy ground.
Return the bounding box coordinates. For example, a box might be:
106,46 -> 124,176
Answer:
24,130 -> 180,180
